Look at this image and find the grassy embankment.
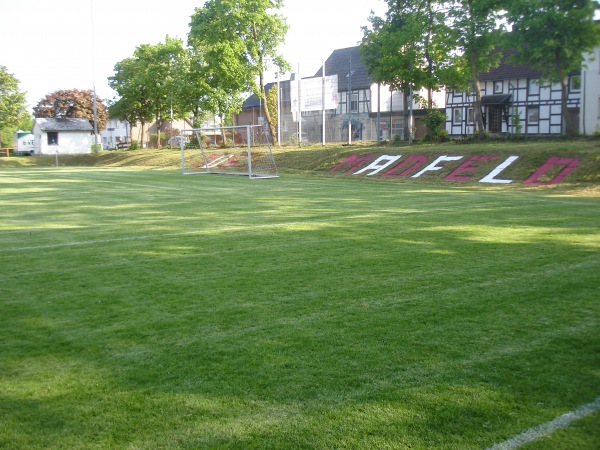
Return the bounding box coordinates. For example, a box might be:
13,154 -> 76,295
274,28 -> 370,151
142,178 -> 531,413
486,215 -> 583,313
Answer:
1,138 -> 599,185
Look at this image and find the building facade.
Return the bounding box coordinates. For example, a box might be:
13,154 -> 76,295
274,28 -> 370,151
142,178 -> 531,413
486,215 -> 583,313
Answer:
446,51 -> 582,137
32,118 -> 94,155
238,46 -> 444,145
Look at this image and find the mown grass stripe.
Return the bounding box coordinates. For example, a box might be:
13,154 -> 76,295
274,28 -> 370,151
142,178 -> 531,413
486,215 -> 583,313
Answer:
0,199 -> 558,252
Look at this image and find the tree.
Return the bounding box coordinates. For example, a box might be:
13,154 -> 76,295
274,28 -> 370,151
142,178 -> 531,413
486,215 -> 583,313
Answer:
449,0 -> 504,139
138,37 -> 187,147
0,66 -> 28,146
109,57 -> 155,148
505,0 -> 600,135
188,0 -> 290,145
266,84 -> 278,131
33,89 -> 108,131
362,12 -> 414,140
361,0 -> 458,140
176,48 -> 213,128
110,37 -> 188,148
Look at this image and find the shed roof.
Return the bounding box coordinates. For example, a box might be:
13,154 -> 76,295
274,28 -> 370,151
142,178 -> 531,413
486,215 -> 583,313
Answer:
35,118 -> 93,132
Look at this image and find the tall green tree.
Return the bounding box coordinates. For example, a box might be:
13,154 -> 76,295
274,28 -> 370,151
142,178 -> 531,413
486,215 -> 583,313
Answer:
505,0 -> 600,135
361,11 -> 419,140
136,37 -> 188,147
176,48 -> 212,128
188,0 -> 289,145
449,0 -> 504,138
109,56 -> 154,148
33,89 -> 108,131
109,38 -> 187,148
361,0 -> 458,140
109,55 -> 156,148
0,66 -> 28,146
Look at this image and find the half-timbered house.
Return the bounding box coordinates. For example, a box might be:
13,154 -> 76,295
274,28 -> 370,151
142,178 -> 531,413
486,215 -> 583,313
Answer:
446,50 -> 581,137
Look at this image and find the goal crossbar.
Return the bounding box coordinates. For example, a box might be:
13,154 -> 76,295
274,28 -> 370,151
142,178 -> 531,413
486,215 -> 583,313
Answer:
180,125 -> 278,179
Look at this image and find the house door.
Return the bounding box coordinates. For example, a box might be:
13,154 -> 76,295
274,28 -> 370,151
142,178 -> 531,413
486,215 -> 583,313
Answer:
414,118 -> 426,139
567,109 -> 579,135
488,106 -> 503,133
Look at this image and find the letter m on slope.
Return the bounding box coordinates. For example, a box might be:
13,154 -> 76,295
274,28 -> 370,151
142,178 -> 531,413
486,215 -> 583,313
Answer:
328,154 -> 376,173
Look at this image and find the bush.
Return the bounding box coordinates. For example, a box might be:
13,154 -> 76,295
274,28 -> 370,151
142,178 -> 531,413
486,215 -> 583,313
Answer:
422,109 -> 448,142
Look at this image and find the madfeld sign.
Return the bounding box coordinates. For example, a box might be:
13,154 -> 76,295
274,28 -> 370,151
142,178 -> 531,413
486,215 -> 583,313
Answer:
329,154 -> 580,185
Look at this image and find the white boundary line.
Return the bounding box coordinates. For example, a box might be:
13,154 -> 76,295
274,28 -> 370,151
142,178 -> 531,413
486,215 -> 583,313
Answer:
488,396 -> 600,449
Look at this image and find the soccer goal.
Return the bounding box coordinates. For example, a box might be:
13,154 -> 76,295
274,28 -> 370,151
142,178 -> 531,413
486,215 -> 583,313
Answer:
180,124 -> 278,179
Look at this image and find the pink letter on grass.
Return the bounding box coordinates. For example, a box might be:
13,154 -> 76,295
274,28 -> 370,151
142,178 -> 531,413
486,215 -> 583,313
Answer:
329,154 -> 376,173
381,155 -> 428,177
445,155 -> 500,181
523,157 -> 580,185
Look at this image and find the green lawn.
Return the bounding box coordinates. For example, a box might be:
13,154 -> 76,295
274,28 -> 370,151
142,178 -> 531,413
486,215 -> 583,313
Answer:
1,168 -> 598,449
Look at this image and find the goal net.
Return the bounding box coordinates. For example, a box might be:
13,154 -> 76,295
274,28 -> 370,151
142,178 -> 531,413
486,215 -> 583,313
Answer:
180,124 -> 278,179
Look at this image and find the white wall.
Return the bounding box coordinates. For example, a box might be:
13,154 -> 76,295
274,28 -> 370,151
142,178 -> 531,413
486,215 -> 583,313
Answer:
33,124 -> 92,155
101,118 -> 129,149
16,133 -> 35,152
370,83 -> 446,113
581,46 -> 600,135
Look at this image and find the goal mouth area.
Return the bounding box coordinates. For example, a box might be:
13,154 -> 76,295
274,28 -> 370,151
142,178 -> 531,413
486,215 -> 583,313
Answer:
180,125 -> 278,179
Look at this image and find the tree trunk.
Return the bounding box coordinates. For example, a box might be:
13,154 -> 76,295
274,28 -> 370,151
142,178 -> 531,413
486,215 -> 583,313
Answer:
260,72 -> 278,146
474,80 -> 484,139
560,76 -> 572,135
140,121 -> 146,148
403,87 -> 409,142
473,72 -> 484,139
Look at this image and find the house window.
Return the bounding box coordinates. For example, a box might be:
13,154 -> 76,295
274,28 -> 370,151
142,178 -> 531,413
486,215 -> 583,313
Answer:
528,78 -> 540,96
527,106 -> 539,124
453,108 -> 462,124
467,107 -> 474,124
350,93 -> 359,113
47,132 -> 58,145
569,75 -> 581,92
494,81 -> 503,94
391,118 -> 404,137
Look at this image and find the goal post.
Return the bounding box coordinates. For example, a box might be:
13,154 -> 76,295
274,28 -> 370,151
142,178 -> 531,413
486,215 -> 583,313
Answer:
180,124 -> 278,179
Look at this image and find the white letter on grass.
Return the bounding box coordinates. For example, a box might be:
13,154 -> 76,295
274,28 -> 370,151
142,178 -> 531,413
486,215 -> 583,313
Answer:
354,155 -> 402,176
479,155 -> 519,184
411,155 -> 463,178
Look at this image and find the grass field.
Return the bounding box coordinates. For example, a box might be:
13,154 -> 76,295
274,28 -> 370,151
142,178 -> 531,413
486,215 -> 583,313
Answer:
1,167 -> 599,449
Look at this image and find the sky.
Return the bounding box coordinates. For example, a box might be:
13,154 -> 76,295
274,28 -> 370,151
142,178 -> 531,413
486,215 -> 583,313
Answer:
0,0 -> 387,111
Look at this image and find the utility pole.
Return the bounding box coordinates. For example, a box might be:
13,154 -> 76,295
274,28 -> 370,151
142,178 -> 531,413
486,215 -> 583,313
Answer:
347,55 -> 354,145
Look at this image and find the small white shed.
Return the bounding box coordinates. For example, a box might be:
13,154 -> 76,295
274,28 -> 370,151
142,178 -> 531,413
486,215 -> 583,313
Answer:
33,118 -> 93,155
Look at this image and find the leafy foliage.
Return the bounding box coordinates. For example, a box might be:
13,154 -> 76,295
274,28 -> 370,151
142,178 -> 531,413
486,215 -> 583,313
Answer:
361,0 -> 460,140
448,0 -> 504,138
0,66 -> 29,144
188,0 -> 289,144
504,0 -> 600,134
109,37 -> 187,148
33,89 -> 108,131
266,83 -> 278,128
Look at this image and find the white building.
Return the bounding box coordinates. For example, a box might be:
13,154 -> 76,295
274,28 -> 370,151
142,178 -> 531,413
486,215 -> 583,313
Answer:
32,118 -> 94,155
101,118 -> 130,150
580,45 -> 600,135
